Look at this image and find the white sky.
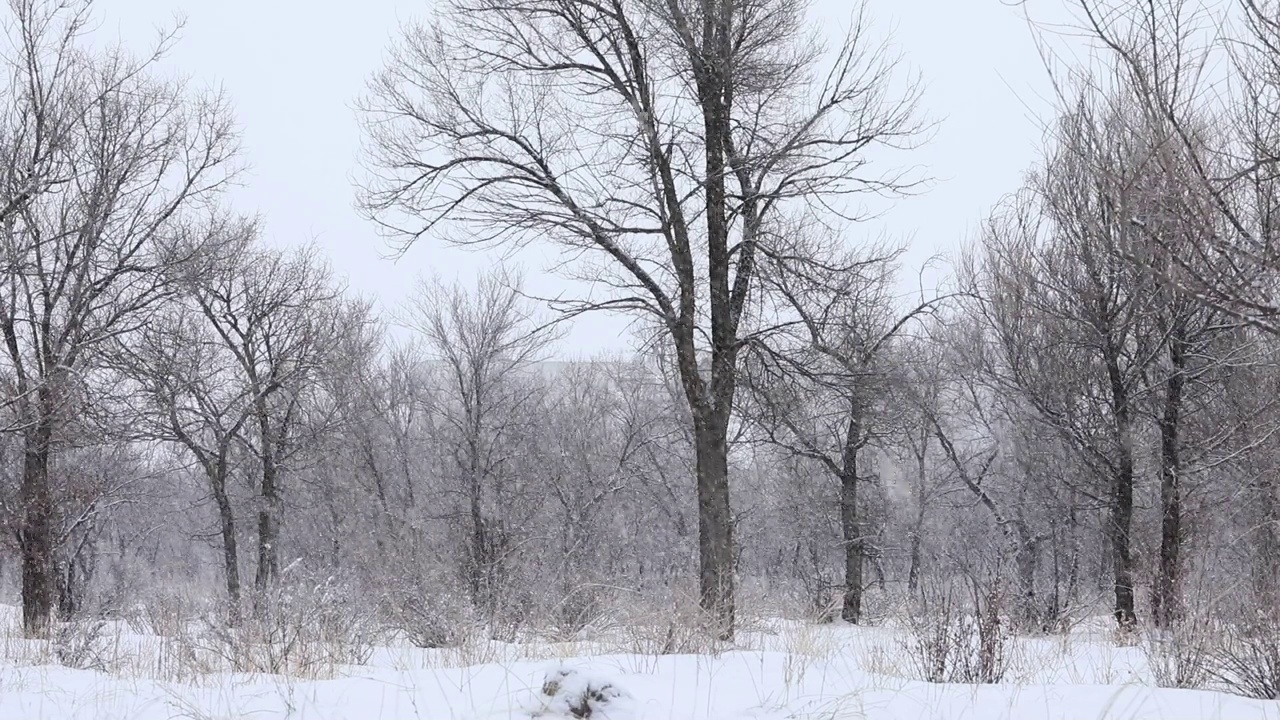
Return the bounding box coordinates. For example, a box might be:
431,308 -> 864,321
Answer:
90,0 -> 1080,357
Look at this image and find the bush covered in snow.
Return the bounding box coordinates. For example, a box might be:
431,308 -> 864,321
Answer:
529,666 -> 632,719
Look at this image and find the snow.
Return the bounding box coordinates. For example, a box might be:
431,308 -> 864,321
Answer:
0,615 -> 1276,719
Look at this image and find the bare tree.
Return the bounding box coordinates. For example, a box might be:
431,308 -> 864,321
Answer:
358,0 -> 924,637
403,269 -> 556,624
896,336 -> 948,596
123,281 -> 253,615
911,313 -> 1048,629
117,227 -> 359,617
1135,200 -> 1240,628
192,242 -> 351,598
743,241 -> 935,623
1066,0 -> 1280,334
975,114 -> 1163,628
533,358 -> 663,629
0,0 -> 239,633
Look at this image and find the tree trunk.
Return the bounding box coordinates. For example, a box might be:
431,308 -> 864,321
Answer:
692,0 -> 738,642
1065,502 -> 1081,612
907,475 -> 926,595
907,438 -> 928,594
840,465 -> 863,623
1012,523 -> 1039,630
254,411 -> 281,595
254,455 -> 279,594
57,558 -> 79,620
468,474 -> 488,612
20,404 -> 55,635
907,530 -> 922,594
1154,335 -> 1185,628
693,415 -> 735,640
1105,352 -> 1138,628
57,536 -> 95,621
1109,451 -> 1137,628
839,411 -> 864,623
463,399 -> 492,616
210,463 -> 242,620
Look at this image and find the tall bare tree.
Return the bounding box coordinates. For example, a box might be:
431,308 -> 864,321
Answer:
744,241 -> 934,623
976,116 -> 1162,627
123,282 -> 253,615
192,241 -> 350,597
358,0 -> 924,636
0,0 -> 239,633
404,270 -> 556,622
911,310 -> 1051,629
118,227 -> 360,617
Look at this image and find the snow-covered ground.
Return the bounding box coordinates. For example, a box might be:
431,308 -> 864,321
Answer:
0,611 -> 1276,719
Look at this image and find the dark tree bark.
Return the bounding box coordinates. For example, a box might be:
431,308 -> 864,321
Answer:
839,415 -> 863,623
253,408 -> 281,593
1011,520 -> 1040,629
692,413 -> 736,636
211,463 -> 242,615
1104,345 -> 1138,628
1153,331 -> 1186,628
20,398 -> 55,633
907,524 -> 923,594
906,423 -> 930,594
838,466 -> 862,623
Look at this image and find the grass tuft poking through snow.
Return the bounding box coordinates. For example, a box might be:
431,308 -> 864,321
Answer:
0,603 -> 1275,718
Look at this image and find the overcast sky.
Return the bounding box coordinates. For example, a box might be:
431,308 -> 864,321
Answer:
90,0 -> 1078,356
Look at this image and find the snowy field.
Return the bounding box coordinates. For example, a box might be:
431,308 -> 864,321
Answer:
0,607 -> 1276,720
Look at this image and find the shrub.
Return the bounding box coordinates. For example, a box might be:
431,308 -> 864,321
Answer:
532,666 -> 629,719
547,584 -> 612,640
381,585 -> 472,649
612,593 -> 722,657
53,618 -> 111,671
902,578 -> 1008,684
1143,614 -> 1215,689
179,576 -> 378,678
1206,607 -> 1280,699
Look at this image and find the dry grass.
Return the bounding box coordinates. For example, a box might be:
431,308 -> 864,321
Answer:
901,587 -> 1010,684
1142,615 -> 1216,690
7,581 -> 1276,714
